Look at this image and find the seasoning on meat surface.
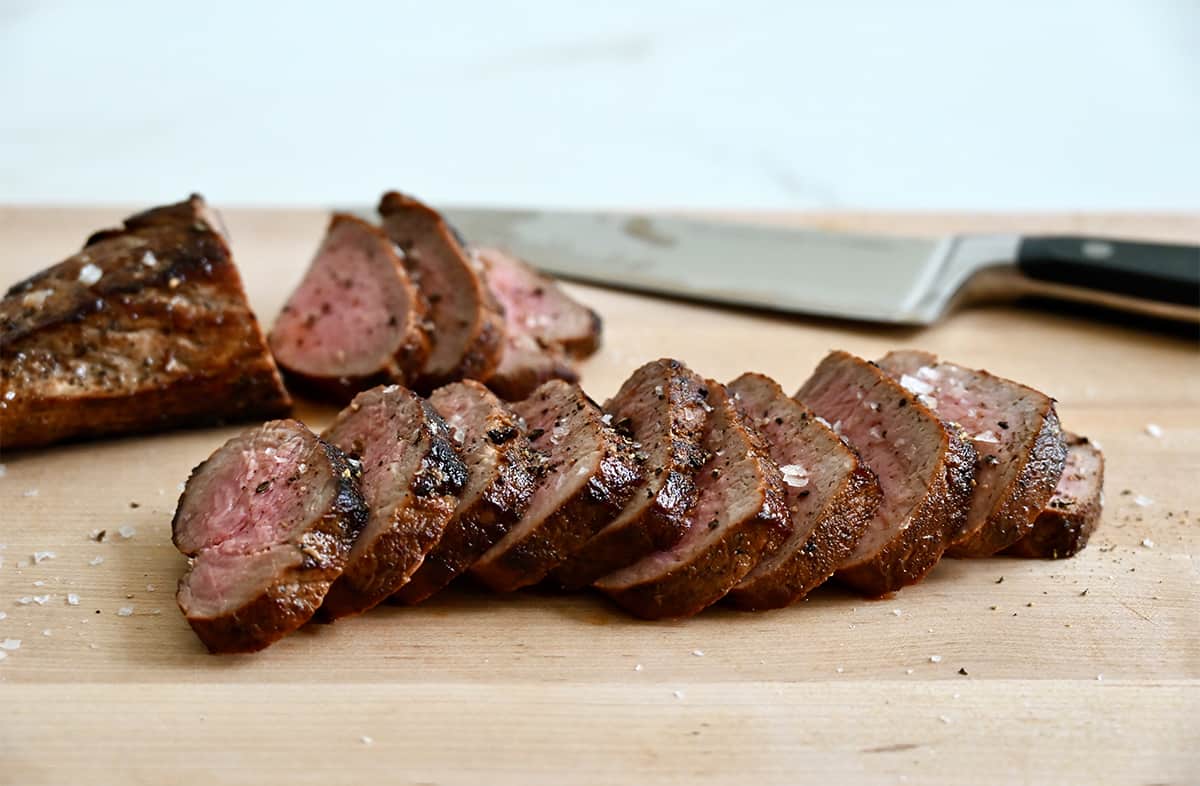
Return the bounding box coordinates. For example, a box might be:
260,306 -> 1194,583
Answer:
174,419 -> 368,654
1,195 -> 290,450
796,351 -> 976,597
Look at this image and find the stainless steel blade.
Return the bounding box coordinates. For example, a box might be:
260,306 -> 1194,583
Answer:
441,208 -> 950,324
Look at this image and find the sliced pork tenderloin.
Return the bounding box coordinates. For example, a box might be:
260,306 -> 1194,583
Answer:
595,381 -> 790,619
726,373 -> 882,610
174,419 -> 368,654
318,384 -> 467,619
551,359 -> 710,590
392,381 -> 541,604
483,330 -> 579,401
475,247 -> 602,357
269,213 -> 429,402
377,192 -> 504,387
1,195 -> 290,450
470,380 -> 642,592
1004,434 -> 1104,559
796,351 -> 976,597
878,350 -> 1067,557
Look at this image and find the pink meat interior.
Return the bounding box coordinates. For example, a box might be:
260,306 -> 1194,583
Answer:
174,422 -> 331,556
178,545 -> 301,619
322,386 -> 421,559
1053,438 -> 1102,504
271,219 -> 410,378
880,351 -> 1050,530
477,248 -> 592,347
731,374 -> 856,578
797,355 -> 941,559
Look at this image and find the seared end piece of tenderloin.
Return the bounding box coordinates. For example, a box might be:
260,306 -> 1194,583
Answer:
726,373 -> 882,610
173,419 -> 368,654
551,359 -> 710,590
1004,434 -> 1104,559
475,247 -> 602,357
269,213 -> 429,402
1,195 -> 291,450
317,384 -> 467,619
377,192 -> 504,387
392,381 -> 541,604
796,351 -> 976,597
878,350 -> 1067,557
595,381 -> 790,619
471,380 -> 642,592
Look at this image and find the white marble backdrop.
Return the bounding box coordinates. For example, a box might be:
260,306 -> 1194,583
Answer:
2,0 -> 1197,209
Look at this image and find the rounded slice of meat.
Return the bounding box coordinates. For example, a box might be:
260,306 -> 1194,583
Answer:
470,380 -> 642,592
551,359 -> 709,590
377,192 -> 504,386
392,381 -> 541,604
1004,433 -> 1104,559
877,350 -> 1067,557
595,381 -> 790,620
796,351 -> 976,598
318,384 -> 467,619
173,419 -> 368,654
475,247 -> 602,358
269,213 -> 429,402
726,373 -> 882,610
484,332 -> 580,401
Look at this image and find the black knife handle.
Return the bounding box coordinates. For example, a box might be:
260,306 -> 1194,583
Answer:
1017,236 -> 1200,307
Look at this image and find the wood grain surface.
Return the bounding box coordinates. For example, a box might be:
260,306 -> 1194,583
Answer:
1,206 -> 1197,786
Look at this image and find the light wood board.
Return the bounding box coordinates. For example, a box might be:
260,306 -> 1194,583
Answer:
1,206 -> 1197,786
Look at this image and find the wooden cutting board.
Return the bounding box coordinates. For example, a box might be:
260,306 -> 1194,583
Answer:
1,207 -> 1197,786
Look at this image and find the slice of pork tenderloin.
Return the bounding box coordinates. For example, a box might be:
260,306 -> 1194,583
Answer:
725,372 -> 882,611
550,359 -> 710,590
877,350 -> 1067,557
1003,433 -> 1104,559
470,380 -> 643,592
377,192 -> 505,387
269,213 -> 429,402
595,381 -> 790,620
484,331 -> 580,401
475,247 -> 602,358
392,380 -> 542,604
317,384 -> 467,619
174,419 -> 368,654
1,195 -> 291,450
796,351 -> 976,598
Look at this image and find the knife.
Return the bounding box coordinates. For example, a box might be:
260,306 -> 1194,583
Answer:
435,208 -> 1200,325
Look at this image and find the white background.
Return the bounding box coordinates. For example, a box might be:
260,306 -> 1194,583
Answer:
2,0 -> 1197,210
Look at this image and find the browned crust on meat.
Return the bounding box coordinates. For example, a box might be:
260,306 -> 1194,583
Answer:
2,196 -> 291,450
730,462 -> 881,611
597,383 -> 790,620
470,387 -> 642,592
377,191 -> 505,387
948,407 -> 1068,557
393,383 -> 541,604
317,395 -> 467,620
1003,435 -> 1104,559
484,344 -> 579,401
551,360 -> 710,590
836,425 -> 976,597
176,426 -> 369,654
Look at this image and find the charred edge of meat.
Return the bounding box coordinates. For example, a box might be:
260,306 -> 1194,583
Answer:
411,401 -> 469,498
948,407 -> 1068,557
836,425 -> 977,597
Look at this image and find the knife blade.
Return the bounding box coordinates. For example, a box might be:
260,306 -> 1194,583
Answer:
418,208 -> 1200,325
